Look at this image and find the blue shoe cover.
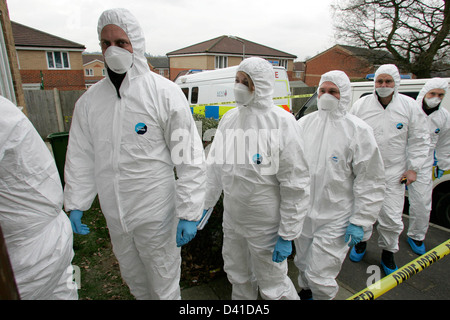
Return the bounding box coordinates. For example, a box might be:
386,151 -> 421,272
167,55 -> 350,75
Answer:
407,237 -> 425,255
349,246 -> 365,262
381,260 -> 398,275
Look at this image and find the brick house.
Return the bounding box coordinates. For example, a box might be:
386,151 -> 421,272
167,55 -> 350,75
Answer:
147,56 -> 170,79
167,35 -> 297,81
293,61 -> 306,82
81,54 -> 171,87
12,21 -> 86,90
304,44 -> 394,86
82,54 -> 105,88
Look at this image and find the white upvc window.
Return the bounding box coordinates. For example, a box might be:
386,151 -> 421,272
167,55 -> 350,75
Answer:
215,56 -> 228,69
85,68 -> 94,76
280,59 -> 288,69
47,51 -> 70,69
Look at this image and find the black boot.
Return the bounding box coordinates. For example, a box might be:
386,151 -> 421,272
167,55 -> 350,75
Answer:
349,241 -> 366,262
299,289 -> 313,300
381,250 -> 398,275
354,241 -> 366,253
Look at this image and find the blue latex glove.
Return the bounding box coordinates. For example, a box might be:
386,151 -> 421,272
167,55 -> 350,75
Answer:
69,210 -> 90,235
345,223 -> 364,247
272,237 -> 292,263
176,219 -> 198,247
437,169 -> 444,179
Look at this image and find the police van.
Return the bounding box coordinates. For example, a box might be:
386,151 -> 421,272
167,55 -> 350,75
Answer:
176,65 -> 292,120
294,78 -> 450,228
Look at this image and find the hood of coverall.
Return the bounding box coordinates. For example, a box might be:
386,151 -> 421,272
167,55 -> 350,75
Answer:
317,70 -> 351,118
97,8 -> 150,78
236,57 -> 274,110
374,64 -> 401,97
416,77 -> 448,108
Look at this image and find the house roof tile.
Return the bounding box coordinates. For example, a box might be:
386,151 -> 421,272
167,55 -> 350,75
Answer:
82,54 -> 104,65
167,35 -> 296,59
147,56 -> 169,68
12,21 -> 85,50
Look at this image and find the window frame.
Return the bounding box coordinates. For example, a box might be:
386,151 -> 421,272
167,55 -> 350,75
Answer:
47,51 -> 71,69
215,56 -> 228,69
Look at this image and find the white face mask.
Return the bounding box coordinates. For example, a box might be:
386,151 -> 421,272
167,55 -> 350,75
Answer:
376,87 -> 395,98
104,46 -> 133,74
318,93 -> 340,111
424,97 -> 442,109
234,83 -> 255,106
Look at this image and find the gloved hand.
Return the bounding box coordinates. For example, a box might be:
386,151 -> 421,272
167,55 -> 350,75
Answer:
345,223 -> 364,247
176,219 -> 198,247
69,210 -> 90,235
437,169 -> 444,179
272,236 -> 292,263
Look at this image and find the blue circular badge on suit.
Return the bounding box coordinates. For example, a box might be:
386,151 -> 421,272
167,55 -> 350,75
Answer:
135,122 -> 147,135
252,153 -> 263,164
396,123 -> 403,129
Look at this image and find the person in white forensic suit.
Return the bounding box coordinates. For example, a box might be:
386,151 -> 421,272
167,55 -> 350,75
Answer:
0,96 -> 78,300
63,8 -> 206,300
349,64 -> 429,275
294,71 -> 385,300
204,57 -> 310,300
407,78 -> 450,255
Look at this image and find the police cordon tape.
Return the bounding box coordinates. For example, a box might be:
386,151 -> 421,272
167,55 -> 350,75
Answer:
347,239 -> 450,300
189,93 -> 314,108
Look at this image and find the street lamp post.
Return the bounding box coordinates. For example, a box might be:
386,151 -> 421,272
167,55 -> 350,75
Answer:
228,35 -> 245,60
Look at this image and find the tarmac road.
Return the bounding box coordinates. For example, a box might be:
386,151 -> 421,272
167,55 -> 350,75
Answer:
181,214 -> 450,300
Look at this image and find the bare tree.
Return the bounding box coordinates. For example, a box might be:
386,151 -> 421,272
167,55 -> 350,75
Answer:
332,0 -> 450,77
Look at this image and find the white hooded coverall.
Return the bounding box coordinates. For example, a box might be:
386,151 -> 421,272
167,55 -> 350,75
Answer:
0,96 -> 77,300
294,71 -> 385,300
64,9 -> 205,299
350,64 -> 429,253
408,78 -> 450,241
205,57 -> 310,300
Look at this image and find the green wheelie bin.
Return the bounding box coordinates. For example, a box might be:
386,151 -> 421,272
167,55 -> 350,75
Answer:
47,132 -> 69,186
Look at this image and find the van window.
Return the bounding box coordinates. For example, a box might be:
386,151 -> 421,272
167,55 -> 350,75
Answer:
357,91 -> 419,100
181,88 -> 189,101
191,87 -> 199,104
399,92 -> 419,100
295,92 -> 318,120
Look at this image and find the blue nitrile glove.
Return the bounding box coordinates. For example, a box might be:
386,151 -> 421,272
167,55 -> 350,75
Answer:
437,169 -> 444,179
176,219 -> 198,247
69,210 -> 90,235
272,236 -> 292,263
345,223 -> 364,247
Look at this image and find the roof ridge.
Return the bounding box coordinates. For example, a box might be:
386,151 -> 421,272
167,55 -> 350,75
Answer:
167,35 -> 296,58
206,35 -> 227,52
11,21 -> 85,49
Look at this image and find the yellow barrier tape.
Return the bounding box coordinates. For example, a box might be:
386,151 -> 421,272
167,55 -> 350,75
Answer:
189,93 -> 313,108
348,239 -> 450,300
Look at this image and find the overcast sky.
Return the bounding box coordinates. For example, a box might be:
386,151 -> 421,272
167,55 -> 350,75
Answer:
7,0 -> 337,61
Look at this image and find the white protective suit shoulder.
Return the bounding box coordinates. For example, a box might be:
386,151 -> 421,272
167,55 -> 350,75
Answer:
297,71 -> 385,229
64,8 -> 206,231
350,64 -> 430,177
205,57 -> 310,240
0,96 -> 76,299
416,78 -> 450,171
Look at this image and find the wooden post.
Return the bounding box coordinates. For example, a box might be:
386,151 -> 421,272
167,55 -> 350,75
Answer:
53,88 -> 65,132
0,225 -> 20,300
